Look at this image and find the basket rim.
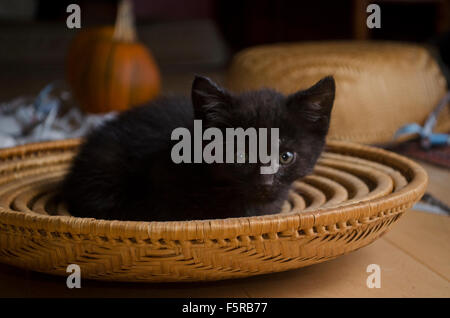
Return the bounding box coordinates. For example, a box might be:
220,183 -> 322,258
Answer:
0,138 -> 428,241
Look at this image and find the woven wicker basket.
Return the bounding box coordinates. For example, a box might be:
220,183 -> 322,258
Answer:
227,41 -> 449,144
0,139 -> 427,282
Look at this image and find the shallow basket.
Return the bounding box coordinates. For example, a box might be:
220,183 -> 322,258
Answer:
0,139 -> 427,282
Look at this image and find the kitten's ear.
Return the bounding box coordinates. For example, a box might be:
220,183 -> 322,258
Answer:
287,76 -> 335,128
192,75 -> 231,120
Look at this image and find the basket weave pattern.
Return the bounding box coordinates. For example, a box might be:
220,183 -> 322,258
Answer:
0,139 -> 427,282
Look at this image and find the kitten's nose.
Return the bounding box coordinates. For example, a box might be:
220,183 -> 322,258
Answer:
260,174 -> 274,186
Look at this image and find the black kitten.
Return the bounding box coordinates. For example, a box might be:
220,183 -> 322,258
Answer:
61,75 -> 335,221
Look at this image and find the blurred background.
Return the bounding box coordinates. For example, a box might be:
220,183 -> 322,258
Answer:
0,0 -> 449,99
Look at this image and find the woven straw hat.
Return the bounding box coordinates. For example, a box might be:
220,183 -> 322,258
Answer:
227,41 -> 449,144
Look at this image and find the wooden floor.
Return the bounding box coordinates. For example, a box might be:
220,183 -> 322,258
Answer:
419,161 -> 450,207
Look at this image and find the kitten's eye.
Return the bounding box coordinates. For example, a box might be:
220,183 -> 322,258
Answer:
280,151 -> 295,165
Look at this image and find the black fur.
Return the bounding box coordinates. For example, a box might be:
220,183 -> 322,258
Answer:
61,75 -> 335,221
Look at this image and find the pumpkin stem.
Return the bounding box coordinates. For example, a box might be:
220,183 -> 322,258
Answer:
113,0 -> 137,42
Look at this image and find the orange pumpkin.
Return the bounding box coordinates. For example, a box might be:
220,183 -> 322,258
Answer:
66,26 -> 114,91
66,0 -> 161,113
